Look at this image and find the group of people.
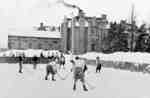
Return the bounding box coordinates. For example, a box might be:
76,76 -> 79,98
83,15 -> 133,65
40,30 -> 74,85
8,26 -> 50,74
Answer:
17,51 -> 62,73
45,54 -> 102,91
17,51 -> 102,91
18,55 -> 38,73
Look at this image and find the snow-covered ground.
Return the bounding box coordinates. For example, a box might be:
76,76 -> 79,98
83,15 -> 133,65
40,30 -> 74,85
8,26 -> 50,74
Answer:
1,55 -> 150,98
79,52 -> 150,64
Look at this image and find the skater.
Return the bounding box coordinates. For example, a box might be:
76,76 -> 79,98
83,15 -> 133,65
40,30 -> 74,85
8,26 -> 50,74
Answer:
45,57 -> 64,81
71,56 -> 88,91
45,57 -> 57,81
96,56 -> 102,73
32,55 -> 38,69
83,63 -> 88,73
18,54 -> 23,73
45,58 -> 65,81
59,53 -> 65,69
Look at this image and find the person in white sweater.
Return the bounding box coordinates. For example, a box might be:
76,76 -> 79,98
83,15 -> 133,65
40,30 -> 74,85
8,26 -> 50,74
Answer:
71,56 -> 88,91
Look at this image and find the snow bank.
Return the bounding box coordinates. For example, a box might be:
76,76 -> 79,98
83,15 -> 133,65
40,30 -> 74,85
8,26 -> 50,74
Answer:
24,49 -> 43,57
79,52 -> 150,64
1,50 -> 150,64
0,49 -> 61,57
0,49 -> 24,57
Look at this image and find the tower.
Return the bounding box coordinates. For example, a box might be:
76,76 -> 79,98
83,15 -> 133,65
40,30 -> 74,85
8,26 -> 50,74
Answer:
72,10 -> 88,54
61,10 -> 108,54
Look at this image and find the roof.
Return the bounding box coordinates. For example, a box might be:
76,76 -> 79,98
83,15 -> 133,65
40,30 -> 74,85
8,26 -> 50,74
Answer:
8,30 -> 61,38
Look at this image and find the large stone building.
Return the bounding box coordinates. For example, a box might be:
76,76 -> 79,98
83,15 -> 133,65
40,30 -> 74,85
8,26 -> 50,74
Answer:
7,10 -> 109,54
61,10 -> 109,54
8,30 -> 61,50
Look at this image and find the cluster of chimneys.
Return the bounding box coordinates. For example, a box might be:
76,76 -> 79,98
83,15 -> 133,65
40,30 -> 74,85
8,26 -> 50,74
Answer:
37,22 -> 60,32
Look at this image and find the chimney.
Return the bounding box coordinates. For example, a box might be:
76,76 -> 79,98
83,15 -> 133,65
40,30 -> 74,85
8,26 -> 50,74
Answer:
40,22 -> 44,28
101,14 -> 107,19
38,22 -> 47,31
78,9 -> 85,17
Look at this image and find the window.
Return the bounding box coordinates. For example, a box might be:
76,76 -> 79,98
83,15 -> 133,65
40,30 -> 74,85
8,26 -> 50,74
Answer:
49,44 -> 52,49
38,43 -> 42,49
44,40 -> 48,43
29,43 -> 32,49
8,42 -> 12,49
91,44 -> 96,51
53,41 -> 58,44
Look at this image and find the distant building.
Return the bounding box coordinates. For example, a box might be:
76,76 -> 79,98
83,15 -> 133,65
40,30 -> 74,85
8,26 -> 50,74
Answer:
61,10 -> 109,54
8,30 -> 61,50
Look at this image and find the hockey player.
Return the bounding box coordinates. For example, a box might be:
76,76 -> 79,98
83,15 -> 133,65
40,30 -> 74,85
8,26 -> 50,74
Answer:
45,57 -> 65,81
45,57 -> 58,81
71,56 -> 88,91
32,55 -> 38,69
18,54 -> 23,73
96,56 -> 102,73
59,53 -> 65,69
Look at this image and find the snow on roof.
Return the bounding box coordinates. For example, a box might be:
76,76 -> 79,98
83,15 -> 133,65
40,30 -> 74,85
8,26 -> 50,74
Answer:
8,30 -> 61,38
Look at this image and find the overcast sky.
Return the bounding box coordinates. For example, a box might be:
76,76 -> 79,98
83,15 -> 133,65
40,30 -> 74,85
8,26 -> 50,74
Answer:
0,0 -> 150,48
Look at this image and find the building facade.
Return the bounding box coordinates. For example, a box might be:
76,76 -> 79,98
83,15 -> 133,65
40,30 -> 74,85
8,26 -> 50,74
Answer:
8,31 -> 61,50
61,10 -> 109,54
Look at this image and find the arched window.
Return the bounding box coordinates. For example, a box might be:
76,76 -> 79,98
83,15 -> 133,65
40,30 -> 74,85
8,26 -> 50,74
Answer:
8,42 -> 12,49
38,43 -> 42,49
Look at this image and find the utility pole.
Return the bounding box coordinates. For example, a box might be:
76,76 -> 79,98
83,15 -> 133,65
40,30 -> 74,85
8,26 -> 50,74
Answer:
71,12 -> 75,55
130,4 -> 136,51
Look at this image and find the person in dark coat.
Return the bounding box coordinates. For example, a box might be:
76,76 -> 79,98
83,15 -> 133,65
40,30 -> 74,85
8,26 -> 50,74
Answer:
32,55 -> 38,69
45,58 -> 57,81
83,63 -> 88,73
96,56 -> 102,73
18,55 -> 23,73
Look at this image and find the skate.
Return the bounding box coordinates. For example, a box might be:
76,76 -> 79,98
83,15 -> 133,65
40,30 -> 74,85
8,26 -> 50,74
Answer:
73,84 -> 76,91
52,76 -> 56,81
19,70 -> 22,73
45,76 -> 48,80
83,85 -> 88,91
52,78 -> 56,81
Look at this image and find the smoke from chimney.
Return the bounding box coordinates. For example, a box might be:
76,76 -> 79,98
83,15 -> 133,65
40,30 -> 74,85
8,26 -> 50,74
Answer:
57,0 -> 81,10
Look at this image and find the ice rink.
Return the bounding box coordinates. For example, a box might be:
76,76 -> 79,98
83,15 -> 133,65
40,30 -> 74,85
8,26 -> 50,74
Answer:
1,61 -> 150,98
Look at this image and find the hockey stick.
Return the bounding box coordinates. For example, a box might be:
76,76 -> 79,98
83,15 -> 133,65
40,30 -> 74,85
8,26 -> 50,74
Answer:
61,71 -> 72,80
85,79 -> 96,90
56,68 -> 72,80
56,71 -> 66,80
